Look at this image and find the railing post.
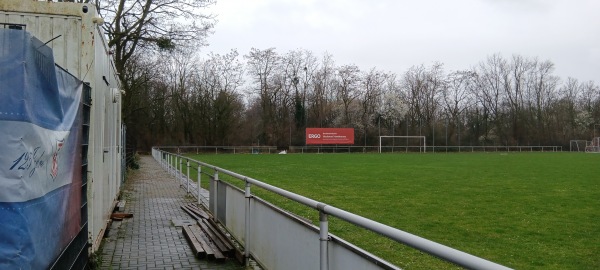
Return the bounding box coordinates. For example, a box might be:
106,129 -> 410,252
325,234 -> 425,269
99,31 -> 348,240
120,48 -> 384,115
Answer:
179,157 -> 183,184
319,209 -> 329,270
197,164 -> 202,205
244,180 -> 251,266
186,160 -> 190,193
213,170 -> 219,220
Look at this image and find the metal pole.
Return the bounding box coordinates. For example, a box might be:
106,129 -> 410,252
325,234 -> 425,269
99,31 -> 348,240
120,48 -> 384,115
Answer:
213,170 -> 219,220
458,114 -> 461,153
244,181 -> 251,266
197,164 -> 202,205
392,120 -> 395,153
186,160 -> 190,193
319,209 -> 329,270
179,158 -> 183,184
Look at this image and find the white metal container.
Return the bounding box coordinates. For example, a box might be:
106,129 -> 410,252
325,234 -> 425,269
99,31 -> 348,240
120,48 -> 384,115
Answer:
1,0 -> 123,253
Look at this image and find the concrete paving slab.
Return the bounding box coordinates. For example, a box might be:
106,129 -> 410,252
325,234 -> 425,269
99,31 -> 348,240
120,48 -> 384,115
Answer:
98,155 -> 244,270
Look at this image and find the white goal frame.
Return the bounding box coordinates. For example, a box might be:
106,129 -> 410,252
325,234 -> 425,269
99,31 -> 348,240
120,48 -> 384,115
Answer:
570,140 -> 590,152
379,136 -> 426,153
585,137 -> 600,153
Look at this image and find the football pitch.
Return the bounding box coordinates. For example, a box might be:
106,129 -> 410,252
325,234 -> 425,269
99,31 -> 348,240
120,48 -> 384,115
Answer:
186,152 -> 599,269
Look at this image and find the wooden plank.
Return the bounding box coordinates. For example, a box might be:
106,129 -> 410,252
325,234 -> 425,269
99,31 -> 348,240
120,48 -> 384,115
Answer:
234,248 -> 245,265
181,205 -> 202,221
189,224 -> 226,262
182,225 -> 206,259
111,213 -> 133,219
202,219 -> 235,252
186,204 -> 211,219
188,225 -> 215,259
191,207 -> 211,220
197,220 -> 232,256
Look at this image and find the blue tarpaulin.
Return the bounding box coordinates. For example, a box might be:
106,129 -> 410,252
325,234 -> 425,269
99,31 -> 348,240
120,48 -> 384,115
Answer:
0,29 -> 83,269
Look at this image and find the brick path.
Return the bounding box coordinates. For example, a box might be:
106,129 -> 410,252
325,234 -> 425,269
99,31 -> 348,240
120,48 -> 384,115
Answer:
99,155 -> 244,270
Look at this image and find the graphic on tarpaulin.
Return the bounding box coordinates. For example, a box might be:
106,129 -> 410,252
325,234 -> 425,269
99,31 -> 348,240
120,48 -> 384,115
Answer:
0,29 -> 83,269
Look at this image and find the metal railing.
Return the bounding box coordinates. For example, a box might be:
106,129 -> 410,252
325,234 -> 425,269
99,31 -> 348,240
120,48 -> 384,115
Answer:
156,145 -> 562,154
154,145 -> 278,154
424,145 -> 562,153
152,147 -> 512,270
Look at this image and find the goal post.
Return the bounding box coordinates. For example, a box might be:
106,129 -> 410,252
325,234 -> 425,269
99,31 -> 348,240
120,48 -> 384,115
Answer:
379,136 -> 426,153
585,137 -> 600,153
570,140 -> 590,152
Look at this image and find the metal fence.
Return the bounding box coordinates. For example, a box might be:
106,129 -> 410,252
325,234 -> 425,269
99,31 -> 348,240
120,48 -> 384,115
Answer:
157,145 -> 562,154
152,148 -> 512,270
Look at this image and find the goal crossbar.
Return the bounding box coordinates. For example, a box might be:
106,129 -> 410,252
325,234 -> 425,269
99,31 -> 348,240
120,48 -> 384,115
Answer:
379,136 -> 426,153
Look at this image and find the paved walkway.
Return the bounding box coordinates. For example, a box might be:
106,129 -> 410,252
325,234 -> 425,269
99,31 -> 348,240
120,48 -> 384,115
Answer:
99,156 -> 244,270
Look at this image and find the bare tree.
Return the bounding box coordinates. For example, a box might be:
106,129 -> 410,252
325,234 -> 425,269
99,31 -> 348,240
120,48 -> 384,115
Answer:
98,0 -> 215,78
94,0 -> 215,151
358,68 -> 386,145
525,59 -> 559,144
308,53 -> 336,128
195,50 -> 245,145
281,50 -> 318,144
335,64 -> 361,126
472,54 -> 510,144
402,63 -> 444,140
443,70 -> 475,144
244,48 -> 283,145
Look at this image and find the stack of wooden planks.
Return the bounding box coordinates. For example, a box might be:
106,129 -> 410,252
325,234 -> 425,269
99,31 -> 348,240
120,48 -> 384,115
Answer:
181,204 -> 241,263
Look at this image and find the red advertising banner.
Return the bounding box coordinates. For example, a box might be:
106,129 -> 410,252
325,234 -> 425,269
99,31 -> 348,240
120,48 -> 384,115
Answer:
306,128 -> 355,145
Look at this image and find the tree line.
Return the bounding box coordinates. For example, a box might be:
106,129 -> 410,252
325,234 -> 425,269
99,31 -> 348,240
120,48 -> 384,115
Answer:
93,0 -> 598,151
124,48 -> 599,150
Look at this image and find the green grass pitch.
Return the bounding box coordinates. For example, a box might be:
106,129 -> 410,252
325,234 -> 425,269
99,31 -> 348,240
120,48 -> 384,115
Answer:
184,152 -> 599,269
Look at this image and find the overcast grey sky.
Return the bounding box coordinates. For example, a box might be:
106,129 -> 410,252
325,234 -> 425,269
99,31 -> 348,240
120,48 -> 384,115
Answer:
204,0 -> 599,83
